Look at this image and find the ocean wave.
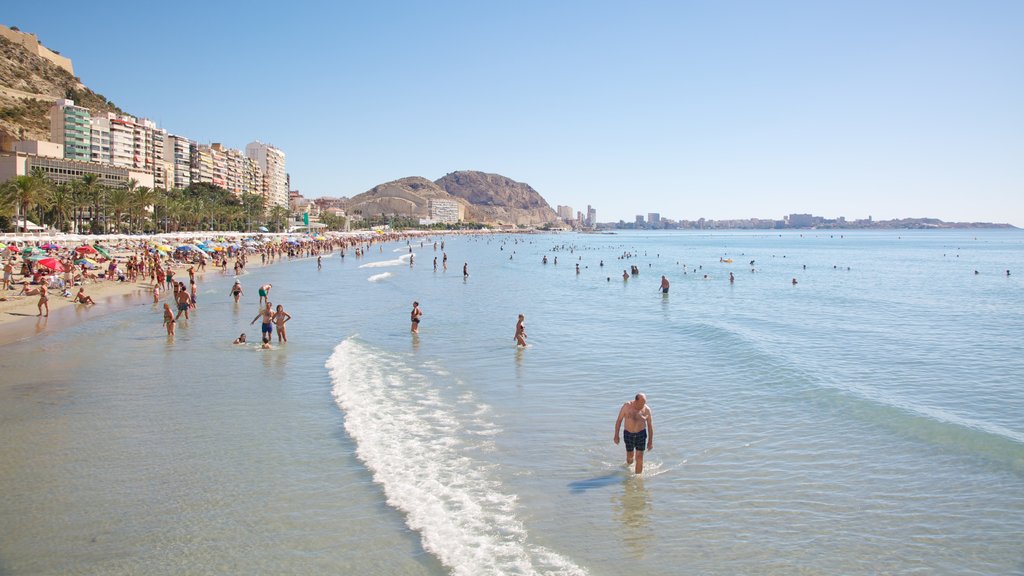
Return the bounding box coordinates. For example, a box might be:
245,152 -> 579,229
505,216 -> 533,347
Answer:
326,337 -> 587,576
359,254 -> 411,268
367,272 -> 392,283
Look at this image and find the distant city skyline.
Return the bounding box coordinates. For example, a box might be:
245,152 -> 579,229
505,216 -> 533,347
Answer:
5,1 -> 1022,226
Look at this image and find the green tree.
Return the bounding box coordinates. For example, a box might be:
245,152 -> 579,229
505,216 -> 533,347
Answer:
1,173 -> 50,233
47,182 -> 74,232
106,187 -> 133,233
131,186 -> 157,232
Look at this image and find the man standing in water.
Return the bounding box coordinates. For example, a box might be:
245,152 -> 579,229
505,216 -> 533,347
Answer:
614,393 -> 654,474
660,275 -> 670,294
251,301 -> 274,341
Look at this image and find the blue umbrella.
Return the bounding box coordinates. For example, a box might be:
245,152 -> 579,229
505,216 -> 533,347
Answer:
259,226 -> 269,232
176,245 -> 194,252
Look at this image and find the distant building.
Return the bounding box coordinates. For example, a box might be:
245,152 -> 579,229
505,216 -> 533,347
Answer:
556,205 -> 573,220
648,213 -> 660,226
13,140 -> 61,158
0,149 -> 153,190
586,205 -> 597,227
49,99 -> 91,162
246,141 -> 287,208
635,215 -> 645,226
165,134 -> 192,189
428,198 -> 464,224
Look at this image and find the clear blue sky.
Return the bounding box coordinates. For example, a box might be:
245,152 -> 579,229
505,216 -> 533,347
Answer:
6,1 -> 1023,225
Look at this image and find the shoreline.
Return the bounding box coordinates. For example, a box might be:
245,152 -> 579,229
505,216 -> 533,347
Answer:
0,228 -> 507,347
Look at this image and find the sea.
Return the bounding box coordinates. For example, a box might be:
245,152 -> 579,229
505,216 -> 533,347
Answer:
1,229 -> 1022,575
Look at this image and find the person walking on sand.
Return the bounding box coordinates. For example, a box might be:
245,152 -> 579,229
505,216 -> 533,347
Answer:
37,283 -> 49,317
514,314 -> 527,347
258,283 -> 272,307
660,275 -> 670,294
614,393 -> 654,474
273,304 -> 292,343
229,279 -> 243,303
410,301 -> 423,333
3,259 -> 12,290
162,303 -> 175,336
251,301 -> 274,341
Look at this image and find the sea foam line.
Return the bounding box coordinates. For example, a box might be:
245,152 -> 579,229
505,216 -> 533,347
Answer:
326,337 -> 587,576
359,253 -> 411,268
367,272 -> 392,283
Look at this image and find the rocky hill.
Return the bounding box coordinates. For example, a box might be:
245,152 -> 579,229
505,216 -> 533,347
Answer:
434,171 -> 558,226
346,176 -> 469,220
0,30 -> 125,144
347,172 -> 559,227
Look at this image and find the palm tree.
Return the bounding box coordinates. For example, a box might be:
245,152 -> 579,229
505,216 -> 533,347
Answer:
106,187 -> 132,233
47,183 -> 74,232
79,173 -> 101,233
131,186 -> 157,232
1,173 -> 50,233
269,205 -> 290,232
241,192 -> 266,232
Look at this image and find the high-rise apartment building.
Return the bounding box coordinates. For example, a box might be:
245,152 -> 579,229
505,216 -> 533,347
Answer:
586,205 -> 597,227
245,141 -> 287,208
88,116 -> 111,164
165,134 -> 192,189
49,99 -> 91,161
191,145 -> 215,186
557,205 -> 573,220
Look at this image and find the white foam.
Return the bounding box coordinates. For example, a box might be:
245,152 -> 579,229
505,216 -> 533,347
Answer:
367,272 -> 392,283
326,338 -> 588,576
359,253 -> 411,268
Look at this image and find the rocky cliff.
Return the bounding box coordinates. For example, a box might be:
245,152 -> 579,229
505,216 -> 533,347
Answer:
0,31 -> 125,145
434,171 -> 558,226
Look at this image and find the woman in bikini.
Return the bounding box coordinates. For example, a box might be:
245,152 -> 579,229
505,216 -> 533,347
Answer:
410,301 -> 423,333
273,304 -> 292,343
36,284 -> 49,317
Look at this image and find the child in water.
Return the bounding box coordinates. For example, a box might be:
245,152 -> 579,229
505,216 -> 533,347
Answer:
233,333 -> 247,344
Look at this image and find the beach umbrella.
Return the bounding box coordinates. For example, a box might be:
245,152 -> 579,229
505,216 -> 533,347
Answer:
40,242 -> 61,250
76,245 -> 98,254
155,245 -> 171,252
176,245 -> 194,252
22,246 -> 43,256
37,258 -> 66,272
76,258 -> 98,269
27,254 -> 48,261
92,245 -> 111,258
6,245 -> 18,252
259,226 -> 269,232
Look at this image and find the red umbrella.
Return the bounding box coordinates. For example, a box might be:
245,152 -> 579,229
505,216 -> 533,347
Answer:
76,245 -> 98,254
37,258 -> 66,272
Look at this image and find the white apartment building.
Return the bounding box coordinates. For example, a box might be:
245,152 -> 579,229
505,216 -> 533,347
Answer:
165,134 -> 192,189
245,141 -> 287,208
89,116 -> 112,164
